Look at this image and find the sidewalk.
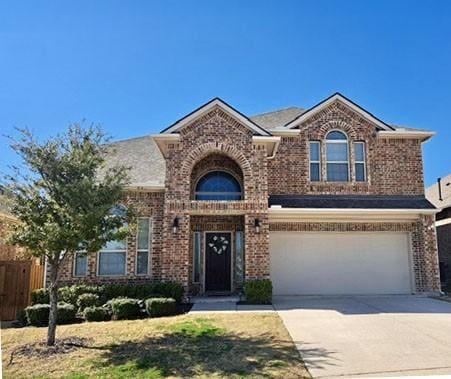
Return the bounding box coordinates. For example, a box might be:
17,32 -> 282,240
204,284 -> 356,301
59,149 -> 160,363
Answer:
188,296 -> 274,313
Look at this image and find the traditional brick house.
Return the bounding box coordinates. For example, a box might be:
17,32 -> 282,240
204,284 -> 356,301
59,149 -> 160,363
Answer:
426,174 -> 451,291
59,93 -> 440,295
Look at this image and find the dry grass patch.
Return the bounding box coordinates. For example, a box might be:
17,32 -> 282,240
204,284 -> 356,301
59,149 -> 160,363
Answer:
2,313 -> 310,378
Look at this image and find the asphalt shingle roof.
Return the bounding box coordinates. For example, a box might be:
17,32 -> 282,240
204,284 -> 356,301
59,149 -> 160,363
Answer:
103,135 -> 166,188
269,195 -> 436,209
250,107 -> 305,129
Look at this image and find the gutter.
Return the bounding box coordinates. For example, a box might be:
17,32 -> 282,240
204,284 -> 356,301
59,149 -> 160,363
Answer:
268,207 -> 439,222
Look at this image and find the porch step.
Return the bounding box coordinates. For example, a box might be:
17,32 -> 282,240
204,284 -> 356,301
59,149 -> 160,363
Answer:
190,295 -> 240,304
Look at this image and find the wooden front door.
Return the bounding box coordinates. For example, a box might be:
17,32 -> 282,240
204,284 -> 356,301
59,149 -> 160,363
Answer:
205,232 -> 232,292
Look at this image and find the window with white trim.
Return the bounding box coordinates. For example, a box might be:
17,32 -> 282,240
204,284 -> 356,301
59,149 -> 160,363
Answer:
354,142 -> 366,182
309,141 -> 321,181
193,232 -> 201,283
136,218 -> 151,275
326,130 -> 349,181
74,251 -> 87,277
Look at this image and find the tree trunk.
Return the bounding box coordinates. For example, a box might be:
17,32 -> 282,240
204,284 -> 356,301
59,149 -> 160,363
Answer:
47,261 -> 59,346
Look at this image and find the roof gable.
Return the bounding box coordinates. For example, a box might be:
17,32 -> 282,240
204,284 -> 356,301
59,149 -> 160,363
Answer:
284,92 -> 395,131
161,97 -> 272,136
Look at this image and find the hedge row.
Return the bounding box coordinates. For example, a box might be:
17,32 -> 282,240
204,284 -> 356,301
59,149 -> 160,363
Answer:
25,303 -> 77,326
31,282 -> 184,306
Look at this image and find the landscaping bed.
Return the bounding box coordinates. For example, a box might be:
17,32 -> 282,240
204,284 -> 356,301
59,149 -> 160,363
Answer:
2,313 -> 310,378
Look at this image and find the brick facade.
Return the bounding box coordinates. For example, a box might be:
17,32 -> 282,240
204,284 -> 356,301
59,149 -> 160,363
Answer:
58,99 -> 440,294
268,101 -> 424,195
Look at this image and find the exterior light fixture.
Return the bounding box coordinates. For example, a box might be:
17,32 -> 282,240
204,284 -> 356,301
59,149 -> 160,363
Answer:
172,217 -> 179,233
254,218 -> 261,233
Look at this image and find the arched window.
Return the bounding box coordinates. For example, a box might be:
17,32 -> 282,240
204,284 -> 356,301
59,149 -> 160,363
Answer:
195,171 -> 242,200
326,130 -> 349,181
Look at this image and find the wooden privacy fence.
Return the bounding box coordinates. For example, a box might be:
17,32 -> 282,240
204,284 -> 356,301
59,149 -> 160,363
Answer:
0,260 -> 45,321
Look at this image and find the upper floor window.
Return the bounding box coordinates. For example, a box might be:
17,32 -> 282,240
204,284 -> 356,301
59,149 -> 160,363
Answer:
354,142 -> 366,182
309,141 -> 321,181
326,130 -> 349,182
195,171 -> 242,200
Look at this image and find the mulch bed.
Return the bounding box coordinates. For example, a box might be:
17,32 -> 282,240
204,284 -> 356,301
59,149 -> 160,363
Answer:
8,337 -> 93,366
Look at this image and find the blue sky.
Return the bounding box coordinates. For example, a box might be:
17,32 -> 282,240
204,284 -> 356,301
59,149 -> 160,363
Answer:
0,1 -> 450,186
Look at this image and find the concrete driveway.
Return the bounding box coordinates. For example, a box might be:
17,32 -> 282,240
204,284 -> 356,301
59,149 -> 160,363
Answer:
274,296 -> 451,378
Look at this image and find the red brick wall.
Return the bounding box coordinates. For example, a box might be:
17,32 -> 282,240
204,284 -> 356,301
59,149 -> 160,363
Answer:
0,217 -> 25,261
59,191 -> 165,285
268,100 -> 425,195
161,106 -> 270,288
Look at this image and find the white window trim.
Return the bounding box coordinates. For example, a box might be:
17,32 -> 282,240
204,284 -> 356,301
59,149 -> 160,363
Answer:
193,231 -> 201,283
309,141 -> 321,181
354,141 -> 366,182
326,130 -> 350,182
97,243 -> 127,277
136,217 -> 152,276
73,251 -> 88,277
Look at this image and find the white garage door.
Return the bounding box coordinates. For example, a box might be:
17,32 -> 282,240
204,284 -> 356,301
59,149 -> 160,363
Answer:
270,232 -> 412,295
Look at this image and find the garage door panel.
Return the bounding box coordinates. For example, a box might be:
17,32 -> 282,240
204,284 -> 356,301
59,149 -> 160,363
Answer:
270,232 -> 412,295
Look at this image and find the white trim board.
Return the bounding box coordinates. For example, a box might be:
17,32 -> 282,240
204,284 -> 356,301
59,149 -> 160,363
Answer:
268,207 -> 439,223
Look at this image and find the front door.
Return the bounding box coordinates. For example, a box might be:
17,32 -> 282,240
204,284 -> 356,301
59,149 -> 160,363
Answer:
205,232 -> 232,292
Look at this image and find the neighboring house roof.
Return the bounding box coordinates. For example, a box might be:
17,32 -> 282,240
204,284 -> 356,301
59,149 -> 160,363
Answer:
426,174 -> 451,209
269,195 -> 436,210
249,107 -> 305,129
103,135 -> 166,189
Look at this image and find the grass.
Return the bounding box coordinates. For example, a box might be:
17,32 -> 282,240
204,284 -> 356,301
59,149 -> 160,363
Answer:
2,313 -> 310,378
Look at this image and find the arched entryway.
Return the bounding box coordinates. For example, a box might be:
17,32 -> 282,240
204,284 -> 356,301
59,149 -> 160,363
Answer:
189,154 -> 245,294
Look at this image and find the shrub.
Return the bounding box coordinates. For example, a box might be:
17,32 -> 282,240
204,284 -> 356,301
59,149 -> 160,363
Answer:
25,304 -> 50,326
101,282 -> 184,303
77,293 -> 100,311
57,302 -> 77,324
83,306 -> 111,322
15,309 -> 28,327
145,298 -> 176,317
30,282 -> 184,307
154,282 -> 184,304
244,279 -> 273,304
25,303 -> 78,326
109,298 -> 142,320
59,285 -> 102,305
31,288 -> 49,305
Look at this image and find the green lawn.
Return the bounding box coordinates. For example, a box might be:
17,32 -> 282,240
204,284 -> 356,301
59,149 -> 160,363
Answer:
2,313 -> 310,378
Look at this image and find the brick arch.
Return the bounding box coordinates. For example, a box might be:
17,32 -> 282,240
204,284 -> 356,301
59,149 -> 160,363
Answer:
180,142 -> 253,199
181,142 -> 252,178
190,154 -> 244,199
315,119 -> 359,141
